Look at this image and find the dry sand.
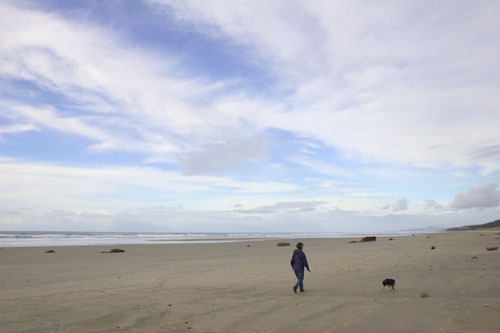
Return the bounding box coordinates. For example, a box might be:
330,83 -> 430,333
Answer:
1,232 -> 499,332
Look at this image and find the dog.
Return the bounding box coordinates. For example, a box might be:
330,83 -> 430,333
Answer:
382,278 -> 396,291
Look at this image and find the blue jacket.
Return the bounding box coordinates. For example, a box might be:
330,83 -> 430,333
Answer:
291,249 -> 309,272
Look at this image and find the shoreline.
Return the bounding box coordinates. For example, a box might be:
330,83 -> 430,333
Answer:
1,232 -> 499,332
0,230 -> 449,248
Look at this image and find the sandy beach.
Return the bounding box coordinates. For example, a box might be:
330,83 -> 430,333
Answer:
1,232 -> 499,333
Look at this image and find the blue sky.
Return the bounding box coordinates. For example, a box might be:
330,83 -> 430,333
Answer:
1,0 -> 499,232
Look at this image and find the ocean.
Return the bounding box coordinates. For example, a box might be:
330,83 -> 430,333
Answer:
0,230 -> 415,247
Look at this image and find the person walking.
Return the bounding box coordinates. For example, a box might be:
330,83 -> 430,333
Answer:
290,242 -> 310,293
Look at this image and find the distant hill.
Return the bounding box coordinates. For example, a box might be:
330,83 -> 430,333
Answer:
447,219 -> 500,231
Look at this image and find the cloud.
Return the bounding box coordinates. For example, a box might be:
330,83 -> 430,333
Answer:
422,200 -> 444,210
4,103 -> 110,143
148,0 -> 500,173
0,2 -> 238,159
468,143 -> 500,175
393,198 -> 409,211
382,198 -> 409,211
0,160 -> 299,213
234,201 -> 325,214
3,1 -> 500,175
450,183 -> 500,209
0,123 -> 37,136
1,1 -> 500,232
178,133 -> 272,175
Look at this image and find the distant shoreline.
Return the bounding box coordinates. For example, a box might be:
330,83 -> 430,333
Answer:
0,230 -> 443,248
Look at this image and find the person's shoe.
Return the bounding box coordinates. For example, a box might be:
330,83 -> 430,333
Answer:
293,286 -> 298,294
300,289 -> 305,292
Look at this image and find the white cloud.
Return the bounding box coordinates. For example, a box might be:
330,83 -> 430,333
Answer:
3,1 -> 500,174
0,2 -> 241,157
0,160 -> 298,211
1,158 -> 499,231
150,0 -> 500,173
450,183 -> 500,209
382,198 -> 409,211
178,133 -> 272,175
0,123 -> 37,135
393,198 -> 409,211
234,201 -> 325,215
422,199 -> 444,210
1,1 -> 500,232
4,103 -> 109,142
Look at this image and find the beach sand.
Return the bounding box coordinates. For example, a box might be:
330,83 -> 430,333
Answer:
1,232 -> 499,332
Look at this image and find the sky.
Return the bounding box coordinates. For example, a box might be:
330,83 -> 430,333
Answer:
1,0 -> 499,233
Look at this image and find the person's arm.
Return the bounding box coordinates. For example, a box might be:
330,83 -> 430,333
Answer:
303,253 -> 310,271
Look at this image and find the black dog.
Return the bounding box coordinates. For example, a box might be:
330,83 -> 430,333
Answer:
382,278 -> 396,291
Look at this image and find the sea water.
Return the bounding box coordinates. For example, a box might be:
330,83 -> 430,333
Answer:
0,230 -> 420,247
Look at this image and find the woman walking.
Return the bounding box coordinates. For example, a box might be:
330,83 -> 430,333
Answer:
290,242 -> 310,293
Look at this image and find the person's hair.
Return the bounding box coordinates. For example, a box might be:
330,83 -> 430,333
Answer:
296,242 -> 303,249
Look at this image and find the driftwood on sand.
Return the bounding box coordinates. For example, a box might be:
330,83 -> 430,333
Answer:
349,236 -> 377,243
101,248 -> 126,253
